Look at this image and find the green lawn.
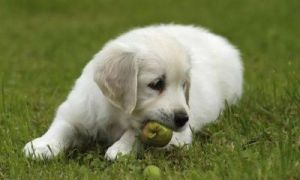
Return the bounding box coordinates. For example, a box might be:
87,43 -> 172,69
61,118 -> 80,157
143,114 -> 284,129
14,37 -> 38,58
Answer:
0,0 -> 299,179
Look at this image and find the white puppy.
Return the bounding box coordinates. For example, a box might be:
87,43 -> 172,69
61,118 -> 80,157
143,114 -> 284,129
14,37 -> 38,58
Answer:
24,24 -> 243,160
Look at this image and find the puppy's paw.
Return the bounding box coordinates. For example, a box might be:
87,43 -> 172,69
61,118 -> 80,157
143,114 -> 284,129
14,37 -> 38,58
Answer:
23,137 -> 62,160
165,137 -> 192,149
105,142 -> 132,161
164,127 -> 192,149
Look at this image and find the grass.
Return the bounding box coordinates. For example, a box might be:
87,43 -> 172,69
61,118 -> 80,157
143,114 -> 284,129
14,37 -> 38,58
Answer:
0,0 -> 299,179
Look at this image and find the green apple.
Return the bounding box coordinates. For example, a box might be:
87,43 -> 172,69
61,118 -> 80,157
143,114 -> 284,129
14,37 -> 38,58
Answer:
143,165 -> 161,179
141,121 -> 173,147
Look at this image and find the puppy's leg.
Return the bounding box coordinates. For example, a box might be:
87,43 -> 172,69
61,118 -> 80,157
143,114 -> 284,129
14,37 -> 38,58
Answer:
105,129 -> 136,160
23,120 -> 75,159
24,103 -> 76,159
165,125 -> 192,149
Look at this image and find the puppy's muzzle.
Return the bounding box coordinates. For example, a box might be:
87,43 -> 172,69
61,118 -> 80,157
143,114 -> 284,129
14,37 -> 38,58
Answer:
174,111 -> 189,128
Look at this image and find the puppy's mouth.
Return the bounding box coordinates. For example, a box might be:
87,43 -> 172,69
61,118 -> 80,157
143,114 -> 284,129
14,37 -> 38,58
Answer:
142,119 -> 185,132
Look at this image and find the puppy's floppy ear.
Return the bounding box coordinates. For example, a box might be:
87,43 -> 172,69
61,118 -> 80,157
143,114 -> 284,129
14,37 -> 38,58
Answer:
94,45 -> 138,114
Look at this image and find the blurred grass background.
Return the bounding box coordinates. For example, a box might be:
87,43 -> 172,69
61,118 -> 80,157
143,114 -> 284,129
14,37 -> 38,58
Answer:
0,0 -> 299,179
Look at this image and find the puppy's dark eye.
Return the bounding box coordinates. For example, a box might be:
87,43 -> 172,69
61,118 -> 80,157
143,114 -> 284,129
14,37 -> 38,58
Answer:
148,78 -> 165,92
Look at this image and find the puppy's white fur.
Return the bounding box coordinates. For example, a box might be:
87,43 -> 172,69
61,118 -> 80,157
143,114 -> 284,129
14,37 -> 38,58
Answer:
24,24 -> 243,160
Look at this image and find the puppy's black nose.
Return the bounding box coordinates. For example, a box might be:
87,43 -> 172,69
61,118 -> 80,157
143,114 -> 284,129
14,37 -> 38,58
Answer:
174,111 -> 189,127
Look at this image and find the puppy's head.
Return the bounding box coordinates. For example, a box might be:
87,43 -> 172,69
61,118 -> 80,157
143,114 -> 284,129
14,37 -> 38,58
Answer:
94,35 -> 191,131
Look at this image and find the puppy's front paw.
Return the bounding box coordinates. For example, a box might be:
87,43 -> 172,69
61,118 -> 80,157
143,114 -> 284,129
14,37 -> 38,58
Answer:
23,137 -> 62,160
105,142 -> 132,161
165,137 -> 192,149
164,127 -> 192,149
